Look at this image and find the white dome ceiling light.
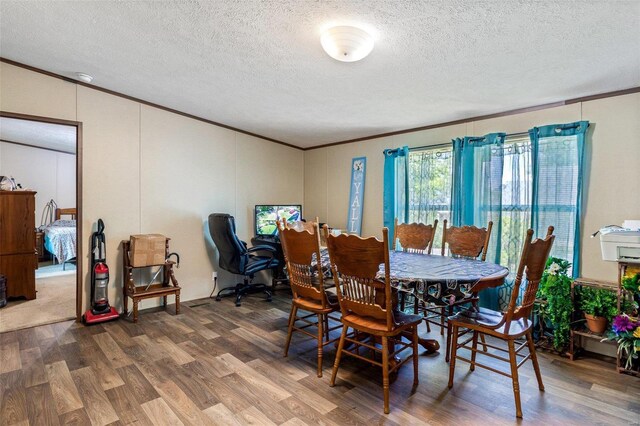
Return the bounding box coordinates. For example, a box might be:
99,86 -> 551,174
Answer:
320,25 -> 374,62
75,72 -> 93,83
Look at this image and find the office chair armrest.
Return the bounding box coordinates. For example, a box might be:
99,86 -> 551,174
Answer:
247,245 -> 277,254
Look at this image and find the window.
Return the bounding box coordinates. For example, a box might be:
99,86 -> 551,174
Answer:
407,146 -> 453,249
408,135 -> 579,267
499,136 -> 533,267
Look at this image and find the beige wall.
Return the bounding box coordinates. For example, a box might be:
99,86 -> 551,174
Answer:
304,94 -> 640,283
0,62 -> 304,313
0,142 -> 76,223
1,59 -> 638,315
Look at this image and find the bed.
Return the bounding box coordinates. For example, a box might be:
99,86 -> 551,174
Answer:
43,208 -> 77,267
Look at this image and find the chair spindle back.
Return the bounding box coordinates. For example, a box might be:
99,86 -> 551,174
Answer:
324,226 -> 393,330
278,219 -> 328,308
504,226 -> 555,331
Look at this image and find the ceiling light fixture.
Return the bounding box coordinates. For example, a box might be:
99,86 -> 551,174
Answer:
76,72 -> 93,83
320,25 -> 374,62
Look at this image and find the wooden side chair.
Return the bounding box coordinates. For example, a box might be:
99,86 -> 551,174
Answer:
278,219 -> 341,377
441,219 -> 493,260
392,218 -> 438,254
425,219 -> 493,361
324,226 -> 421,414
392,218 -> 438,313
448,226 -> 555,418
285,217 -> 320,234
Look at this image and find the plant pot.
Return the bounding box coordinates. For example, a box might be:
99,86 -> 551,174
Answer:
584,313 -> 607,334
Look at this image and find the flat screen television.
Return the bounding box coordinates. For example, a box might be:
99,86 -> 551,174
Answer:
255,204 -> 302,236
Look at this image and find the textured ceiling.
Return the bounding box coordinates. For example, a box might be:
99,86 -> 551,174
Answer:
0,118 -> 76,153
1,1 -> 639,148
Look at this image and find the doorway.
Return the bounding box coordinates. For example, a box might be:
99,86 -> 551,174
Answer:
0,112 -> 82,332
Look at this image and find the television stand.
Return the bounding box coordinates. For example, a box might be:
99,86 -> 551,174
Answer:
251,235 -> 288,290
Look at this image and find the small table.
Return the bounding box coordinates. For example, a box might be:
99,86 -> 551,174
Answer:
122,239 -> 181,323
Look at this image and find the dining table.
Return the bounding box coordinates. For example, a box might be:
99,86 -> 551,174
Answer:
316,249 -> 510,353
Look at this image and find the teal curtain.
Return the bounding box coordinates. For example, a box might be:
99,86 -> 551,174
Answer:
529,121 -> 589,278
451,138 -> 464,227
383,146 -> 409,247
451,133 -> 505,310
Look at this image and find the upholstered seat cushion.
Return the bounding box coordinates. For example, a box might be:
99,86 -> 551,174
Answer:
449,307 -> 532,338
342,311 -> 422,334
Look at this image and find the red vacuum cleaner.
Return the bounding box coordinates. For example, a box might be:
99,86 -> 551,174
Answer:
83,219 -> 119,324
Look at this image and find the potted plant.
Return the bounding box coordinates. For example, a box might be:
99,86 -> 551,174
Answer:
577,286 -> 618,334
536,257 -> 572,351
603,314 -> 640,371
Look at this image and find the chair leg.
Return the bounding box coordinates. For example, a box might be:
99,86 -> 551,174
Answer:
324,315 -> 330,342
400,292 -> 406,312
440,307 -> 445,335
526,331 -> 544,391
470,331 -> 479,372
317,314 -> 324,378
480,333 -> 488,352
412,326 -> 419,388
283,305 -> 298,357
382,336 -> 390,414
445,320 -> 453,363
508,339 -> 523,418
448,324 -> 459,388
330,326 -> 348,387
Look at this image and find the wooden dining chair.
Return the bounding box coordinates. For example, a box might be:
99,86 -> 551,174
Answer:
448,226 -> 555,419
278,219 -> 341,377
441,219 -> 493,261
392,218 -> 438,314
324,226 -> 421,414
286,217 -> 319,234
392,218 -> 438,254
426,219 -> 493,361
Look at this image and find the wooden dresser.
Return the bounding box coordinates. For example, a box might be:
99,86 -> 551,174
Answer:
0,191 -> 37,299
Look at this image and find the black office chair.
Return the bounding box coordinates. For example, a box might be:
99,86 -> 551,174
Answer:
208,213 -> 279,306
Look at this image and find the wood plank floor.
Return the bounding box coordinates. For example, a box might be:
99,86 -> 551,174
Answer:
1,292 -> 639,425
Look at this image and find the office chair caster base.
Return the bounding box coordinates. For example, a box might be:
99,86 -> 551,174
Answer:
214,281 -> 272,307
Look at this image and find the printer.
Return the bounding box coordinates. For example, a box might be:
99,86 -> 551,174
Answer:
599,220 -> 640,263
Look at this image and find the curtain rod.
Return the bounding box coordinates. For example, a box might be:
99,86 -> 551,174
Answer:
409,131 -> 530,152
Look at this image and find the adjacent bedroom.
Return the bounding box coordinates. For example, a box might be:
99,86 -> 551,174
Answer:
0,116 -> 77,332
